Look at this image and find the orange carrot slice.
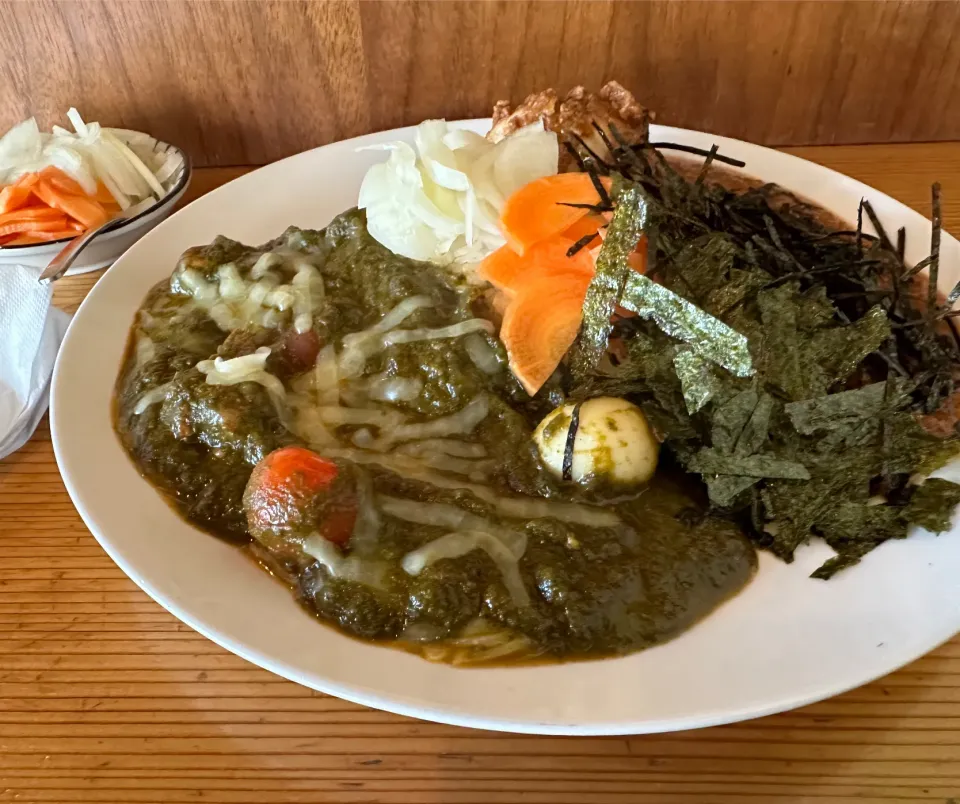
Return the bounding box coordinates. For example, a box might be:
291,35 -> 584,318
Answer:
517,238 -> 595,292
0,206 -> 67,225
0,216 -> 72,237
500,173 -> 613,254
32,179 -> 108,229
5,229 -> 80,244
500,272 -> 593,396
0,173 -> 39,215
478,244 -> 525,291
5,232 -> 74,245
479,237 -> 595,294
40,170 -> 121,213
39,166 -> 87,197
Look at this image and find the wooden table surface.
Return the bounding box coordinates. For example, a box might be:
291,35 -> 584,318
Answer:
2,145 -> 960,804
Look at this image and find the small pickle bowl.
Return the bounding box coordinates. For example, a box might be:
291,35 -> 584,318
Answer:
0,130 -> 191,275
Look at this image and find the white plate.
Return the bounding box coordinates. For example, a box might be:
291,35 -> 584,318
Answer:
50,121 -> 960,735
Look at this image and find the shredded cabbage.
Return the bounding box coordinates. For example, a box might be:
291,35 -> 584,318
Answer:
358,120 -> 558,264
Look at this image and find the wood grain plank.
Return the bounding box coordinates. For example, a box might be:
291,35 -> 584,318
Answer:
4,1 -> 960,167
3,149 -> 960,802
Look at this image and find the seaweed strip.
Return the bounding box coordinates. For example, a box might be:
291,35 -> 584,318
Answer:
562,402 -> 582,481
674,349 -> 719,413
562,141 -> 588,173
946,281 -> 960,309
584,163 -> 613,209
591,121 -> 616,155
572,184 -> 649,376
695,144 -> 719,188
643,142 -> 746,168
558,201 -> 614,212
881,340 -> 898,483
766,259 -> 881,289
606,122 -> 647,173
856,199 -> 864,256
902,255 -> 933,281
567,232 -> 600,257
620,272 -> 754,377
861,199 -> 901,265
568,131 -> 613,172
894,309 -> 960,328
763,214 -> 805,271
929,182 -> 942,314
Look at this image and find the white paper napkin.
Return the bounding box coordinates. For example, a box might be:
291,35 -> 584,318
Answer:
0,264 -> 71,460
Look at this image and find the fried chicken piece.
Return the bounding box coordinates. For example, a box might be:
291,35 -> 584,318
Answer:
490,89 -> 561,141
488,81 -> 652,170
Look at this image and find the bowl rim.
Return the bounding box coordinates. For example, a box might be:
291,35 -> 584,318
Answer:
0,134 -> 192,252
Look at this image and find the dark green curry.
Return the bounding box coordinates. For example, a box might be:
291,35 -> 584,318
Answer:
114,210 -> 756,665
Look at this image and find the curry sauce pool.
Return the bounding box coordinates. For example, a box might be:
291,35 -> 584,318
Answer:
114,210 -> 756,665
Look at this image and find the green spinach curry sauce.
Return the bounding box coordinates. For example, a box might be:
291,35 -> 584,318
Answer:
114,210 -> 756,665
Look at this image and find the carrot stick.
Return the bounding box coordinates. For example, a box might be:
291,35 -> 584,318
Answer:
0,173 -> 39,215
4,230 -> 80,244
0,206 -> 67,225
32,179 -> 108,229
39,166 -> 87,197
0,216 -> 72,237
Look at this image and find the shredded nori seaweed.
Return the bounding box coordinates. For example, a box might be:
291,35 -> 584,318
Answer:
906,478 -> 960,532
560,132 -> 960,578
572,182 -> 648,378
620,272 -> 754,378
674,349 -> 719,414
561,402 -> 582,482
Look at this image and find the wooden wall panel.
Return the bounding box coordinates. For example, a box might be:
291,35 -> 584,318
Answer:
1,0 -> 959,167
